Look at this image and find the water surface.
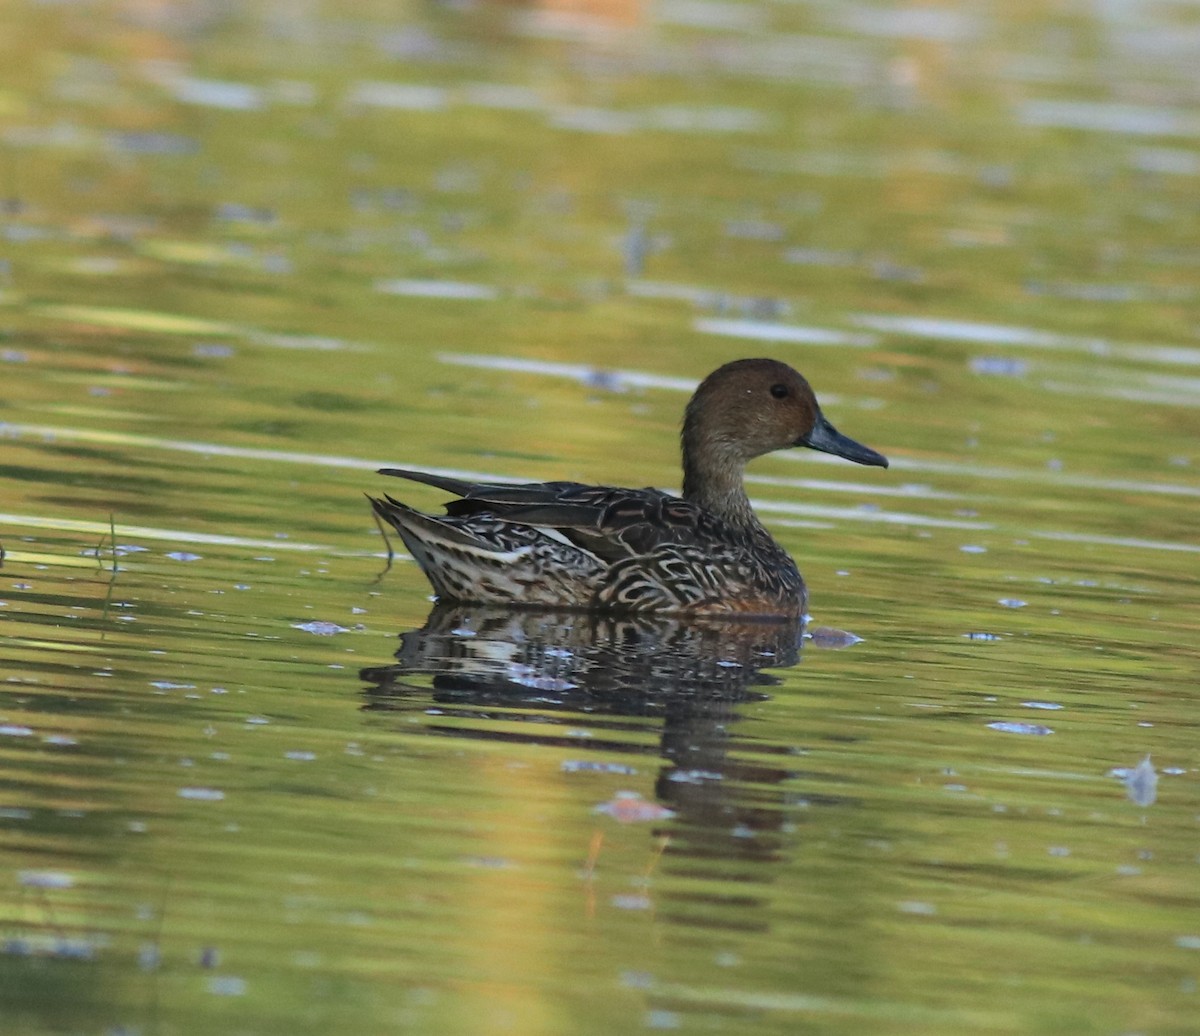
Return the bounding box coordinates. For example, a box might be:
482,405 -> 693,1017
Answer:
1,2 -> 1198,1034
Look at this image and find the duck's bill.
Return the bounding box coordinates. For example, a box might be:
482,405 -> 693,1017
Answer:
799,415 -> 889,468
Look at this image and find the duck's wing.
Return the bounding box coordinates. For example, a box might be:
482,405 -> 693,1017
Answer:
379,468 -> 590,507
377,467 -> 720,563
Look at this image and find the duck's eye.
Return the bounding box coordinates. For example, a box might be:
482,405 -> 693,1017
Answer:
770,383 -> 789,399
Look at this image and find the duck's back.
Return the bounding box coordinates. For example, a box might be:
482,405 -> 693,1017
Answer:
371,470 -> 805,616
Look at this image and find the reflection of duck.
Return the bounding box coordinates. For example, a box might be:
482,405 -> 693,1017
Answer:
369,359 -> 887,617
360,604 -> 811,852
361,603 -> 802,714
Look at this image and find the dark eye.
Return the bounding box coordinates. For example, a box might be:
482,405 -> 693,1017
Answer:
770,383 -> 789,399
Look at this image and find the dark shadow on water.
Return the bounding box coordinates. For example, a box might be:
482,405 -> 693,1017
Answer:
360,604 -> 828,864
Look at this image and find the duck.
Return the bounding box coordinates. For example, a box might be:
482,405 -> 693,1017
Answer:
369,357 -> 888,617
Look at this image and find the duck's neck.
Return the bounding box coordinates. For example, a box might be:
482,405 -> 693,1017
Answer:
681,431 -> 760,529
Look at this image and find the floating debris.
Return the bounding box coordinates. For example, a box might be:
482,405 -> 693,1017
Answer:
1115,754 -> 1158,807
561,760 -> 638,775
178,787 -> 225,801
291,620 -> 350,636
997,598 -> 1027,609
897,900 -> 937,915
1022,701 -> 1063,710
987,722 -> 1053,736
970,357 -> 1029,377
346,81 -> 449,111
172,77 -> 264,111
165,551 -> 203,562
594,792 -> 675,824
963,632 -> 1001,641
666,769 -> 723,784
18,870 -> 74,889
611,894 -> 653,911
1,934 -> 98,959
375,278 -> 498,300
0,724 -> 33,737
807,626 -> 863,649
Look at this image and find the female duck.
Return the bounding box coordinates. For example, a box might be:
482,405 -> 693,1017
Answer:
370,358 -> 887,616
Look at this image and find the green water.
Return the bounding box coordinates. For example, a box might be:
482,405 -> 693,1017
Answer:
1,2 -> 1198,1033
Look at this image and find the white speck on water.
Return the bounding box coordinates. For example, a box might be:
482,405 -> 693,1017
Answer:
178,787 -> 225,801
207,975 -> 247,996
611,894 -> 653,911
970,356 -> 1029,377
960,544 -> 987,553
18,870 -> 74,889
150,681 -> 195,691
621,970 -> 655,989
1176,935 -> 1200,950
667,769 -> 722,784
898,900 -> 937,915
1022,701 -> 1063,710
346,81 -> 449,110
172,76 -> 263,111
165,551 -> 203,562
808,627 -> 864,648
561,760 -> 637,775
964,632 -> 1000,641
988,722 -> 1054,735
645,1009 -> 681,1030
0,725 -> 33,737
291,620 -> 350,636
1048,846 -> 1071,857
695,316 -> 876,347
285,751 -> 317,761
245,716 -> 270,725
375,277 -> 497,300
998,598 -> 1027,608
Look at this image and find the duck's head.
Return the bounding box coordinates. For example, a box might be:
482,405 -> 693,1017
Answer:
683,358 -> 889,469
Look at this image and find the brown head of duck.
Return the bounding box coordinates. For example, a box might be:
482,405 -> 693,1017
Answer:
680,357 -> 888,527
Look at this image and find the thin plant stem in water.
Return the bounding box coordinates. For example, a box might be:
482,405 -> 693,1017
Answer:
369,495 -> 396,581
99,513 -> 119,633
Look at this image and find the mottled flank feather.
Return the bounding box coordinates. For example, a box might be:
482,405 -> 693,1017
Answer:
369,358 -> 888,617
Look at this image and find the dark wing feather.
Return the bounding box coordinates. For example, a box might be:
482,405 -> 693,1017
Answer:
378,468 -> 730,563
